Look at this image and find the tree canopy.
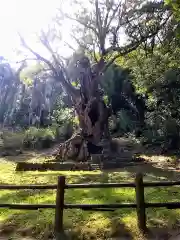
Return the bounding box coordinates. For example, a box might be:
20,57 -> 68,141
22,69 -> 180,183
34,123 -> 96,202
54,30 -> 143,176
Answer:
0,0 -> 179,157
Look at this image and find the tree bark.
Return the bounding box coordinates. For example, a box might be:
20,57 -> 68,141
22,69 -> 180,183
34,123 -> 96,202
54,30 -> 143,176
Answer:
55,57 -> 110,162
55,97 -> 110,161
20,37 -> 110,162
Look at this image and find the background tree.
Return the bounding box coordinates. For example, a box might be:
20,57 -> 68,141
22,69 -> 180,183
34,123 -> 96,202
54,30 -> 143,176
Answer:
18,0 -> 174,161
0,59 -> 63,128
123,28 -> 180,150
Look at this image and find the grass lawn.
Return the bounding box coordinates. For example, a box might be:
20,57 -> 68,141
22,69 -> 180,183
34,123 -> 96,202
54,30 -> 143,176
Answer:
1,153 -> 180,239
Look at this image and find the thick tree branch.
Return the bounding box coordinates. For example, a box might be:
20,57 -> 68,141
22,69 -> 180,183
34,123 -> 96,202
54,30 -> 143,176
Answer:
102,42 -> 139,73
106,2 -> 122,31
92,41 -> 98,62
19,34 -> 57,74
39,31 -> 61,68
102,14 -> 172,72
61,12 -> 99,36
19,34 -> 79,99
39,31 -> 74,86
95,0 -> 105,55
16,61 -> 27,78
103,7 -> 110,30
104,13 -> 172,57
95,0 -> 103,33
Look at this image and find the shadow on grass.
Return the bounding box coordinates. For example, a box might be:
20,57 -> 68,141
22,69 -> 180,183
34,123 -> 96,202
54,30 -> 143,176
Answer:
123,159 -> 180,181
0,173 -> 135,239
1,150 -> 47,163
2,166 -> 180,239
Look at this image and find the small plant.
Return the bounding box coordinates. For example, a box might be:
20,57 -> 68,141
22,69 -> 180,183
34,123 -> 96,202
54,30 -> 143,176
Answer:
24,127 -> 56,149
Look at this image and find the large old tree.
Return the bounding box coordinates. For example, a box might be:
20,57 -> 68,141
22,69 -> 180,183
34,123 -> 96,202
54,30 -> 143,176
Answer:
19,0 -> 174,161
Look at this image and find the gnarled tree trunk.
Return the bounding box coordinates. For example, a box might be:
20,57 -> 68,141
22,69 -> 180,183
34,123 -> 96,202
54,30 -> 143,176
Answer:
56,57 -> 110,162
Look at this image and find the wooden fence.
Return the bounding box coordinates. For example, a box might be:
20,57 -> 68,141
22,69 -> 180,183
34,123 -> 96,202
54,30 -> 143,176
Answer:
1,173 -> 180,239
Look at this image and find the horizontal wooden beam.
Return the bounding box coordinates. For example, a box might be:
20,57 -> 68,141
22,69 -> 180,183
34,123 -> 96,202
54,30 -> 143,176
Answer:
1,202 -> 180,211
0,203 -> 56,209
65,202 -> 180,209
146,202 -> 180,209
66,181 -> 180,188
0,184 -> 57,190
64,203 -> 137,209
66,183 -> 136,188
143,181 -> 180,187
1,181 -> 180,190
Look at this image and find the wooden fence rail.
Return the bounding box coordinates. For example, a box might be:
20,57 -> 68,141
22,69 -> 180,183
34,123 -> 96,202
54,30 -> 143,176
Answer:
1,173 -> 180,239
1,180 -> 180,190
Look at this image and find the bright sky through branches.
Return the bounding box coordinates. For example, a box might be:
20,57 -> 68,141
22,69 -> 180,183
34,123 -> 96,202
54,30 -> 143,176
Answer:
0,0 -> 62,61
0,0 -> 126,64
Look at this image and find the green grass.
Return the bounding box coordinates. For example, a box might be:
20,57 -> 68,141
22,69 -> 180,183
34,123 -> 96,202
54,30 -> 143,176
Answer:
1,155 -> 180,239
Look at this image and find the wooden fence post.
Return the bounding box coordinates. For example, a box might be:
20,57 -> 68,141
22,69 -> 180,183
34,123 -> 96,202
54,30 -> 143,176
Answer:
55,176 -> 66,239
135,173 -> 147,234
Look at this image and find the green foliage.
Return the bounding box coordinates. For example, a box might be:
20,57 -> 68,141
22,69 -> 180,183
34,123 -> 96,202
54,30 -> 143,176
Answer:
53,106 -> 78,140
1,130 -> 24,150
53,108 -> 73,125
103,64 -> 143,135
24,127 -> 56,149
124,39 -> 180,147
25,127 -> 55,141
109,110 -> 135,135
165,0 -> 180,20
103,65 -> 132,98
0,0 -> 178,149
20,62 -> 44,85
117,111 -> 135,133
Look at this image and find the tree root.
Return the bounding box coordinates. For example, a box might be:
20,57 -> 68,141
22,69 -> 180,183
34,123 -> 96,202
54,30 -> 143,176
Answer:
55,133 -> 89,162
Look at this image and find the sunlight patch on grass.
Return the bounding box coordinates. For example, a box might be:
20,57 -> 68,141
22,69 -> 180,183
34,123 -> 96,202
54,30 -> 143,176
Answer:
141,155 -> 172,162
1,156 -> 180,239
86,212 -> 110,228
122,212 -> 137,228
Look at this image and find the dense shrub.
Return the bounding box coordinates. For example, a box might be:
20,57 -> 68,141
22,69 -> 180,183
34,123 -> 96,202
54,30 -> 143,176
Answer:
109,110 -> 136,135
0,130 -> 24,156
0,120 -> 75,153
53,107 -> 78,140
1,130 -> 24,150
24,127 -> 56,149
